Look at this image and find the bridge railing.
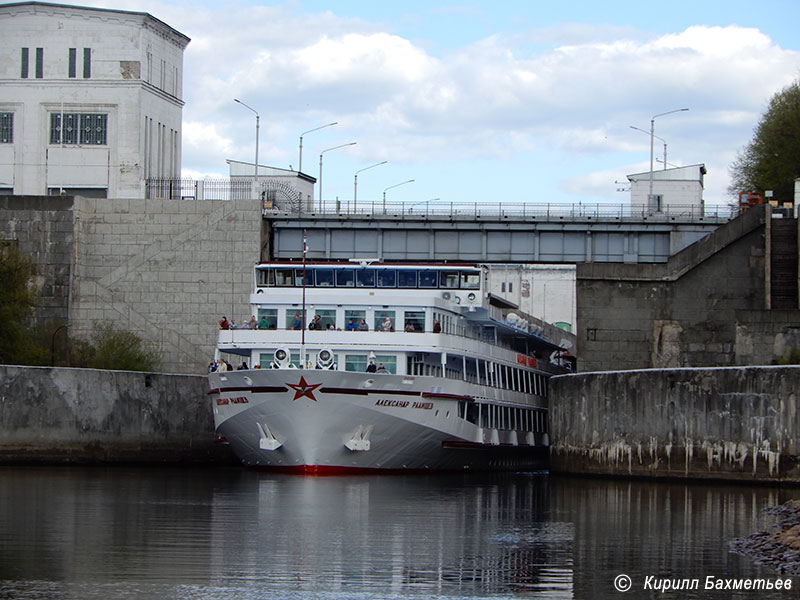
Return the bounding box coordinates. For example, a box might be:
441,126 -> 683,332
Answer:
143,178 -> 737,222
266,200 -> 738,222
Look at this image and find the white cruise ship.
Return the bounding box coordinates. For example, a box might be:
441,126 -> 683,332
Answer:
208,261 -> 573,473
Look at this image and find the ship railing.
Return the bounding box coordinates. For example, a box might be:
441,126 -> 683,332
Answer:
217,327 -> 561,370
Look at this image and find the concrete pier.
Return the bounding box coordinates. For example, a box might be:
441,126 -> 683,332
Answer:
0,365 -> 234,464
3,364 -> 800,483
549,366 -> 800,483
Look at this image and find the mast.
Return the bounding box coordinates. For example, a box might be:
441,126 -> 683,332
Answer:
301,229 -> 307,369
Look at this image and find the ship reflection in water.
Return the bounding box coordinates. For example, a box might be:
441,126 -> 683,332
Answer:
0,467 -> 796,599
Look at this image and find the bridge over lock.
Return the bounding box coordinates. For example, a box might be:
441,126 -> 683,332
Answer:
264,201 -> 736,264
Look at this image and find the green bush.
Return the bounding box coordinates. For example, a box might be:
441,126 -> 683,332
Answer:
70,321 -> 161,372
778,349 -> 800,365
0,245 -> 38,364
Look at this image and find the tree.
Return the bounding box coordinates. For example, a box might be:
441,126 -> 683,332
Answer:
0,244 -> 38,363
729,80 -> 800,204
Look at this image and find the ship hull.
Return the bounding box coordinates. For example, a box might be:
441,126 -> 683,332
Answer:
209,369 -> 548,473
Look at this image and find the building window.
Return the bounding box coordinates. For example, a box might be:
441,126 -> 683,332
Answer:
83,48 -> 91,78
0,113 -> 13,143
68,48 -> 76,78
35,48 -> 43,78
50,113 -> 108,145
20,48 -> 29,78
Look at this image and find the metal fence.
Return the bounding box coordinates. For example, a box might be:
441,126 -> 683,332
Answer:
146,178 -> 255,201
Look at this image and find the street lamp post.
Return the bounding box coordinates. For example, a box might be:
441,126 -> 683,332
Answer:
299,122 -> 337,174
630,125 -> 668,170
382,179 -> 414,213
319,142 -> 357,209
354,161 -> 388,206
649,108 -> 688,209
234,98 -> 260,194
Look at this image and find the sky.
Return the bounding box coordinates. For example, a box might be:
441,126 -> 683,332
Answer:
86,0 -> 800,208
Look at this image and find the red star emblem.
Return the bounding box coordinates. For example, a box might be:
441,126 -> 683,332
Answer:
286,376 -> 322,401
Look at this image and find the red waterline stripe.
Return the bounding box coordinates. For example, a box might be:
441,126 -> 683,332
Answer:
252,464 -> 442,476
421,391 -> 472,400
320,387 -> 423,397
208,386 -> 287,395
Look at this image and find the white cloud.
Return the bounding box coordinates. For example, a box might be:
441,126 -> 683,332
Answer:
78,1 -> 800,203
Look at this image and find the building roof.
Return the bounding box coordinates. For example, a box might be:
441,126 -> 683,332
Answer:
227,159 -> 317,183
627,163 -> 707,183
0,1 -> 190,46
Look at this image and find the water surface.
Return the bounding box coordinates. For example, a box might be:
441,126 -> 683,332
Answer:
0,467 -> 796,599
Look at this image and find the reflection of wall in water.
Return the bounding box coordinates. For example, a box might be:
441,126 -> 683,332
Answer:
550,478 -> 792,598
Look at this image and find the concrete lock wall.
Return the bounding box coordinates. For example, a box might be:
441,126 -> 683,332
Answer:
549,366 -> 800,483
0,365 -> 233,464
0,195 -> 264,375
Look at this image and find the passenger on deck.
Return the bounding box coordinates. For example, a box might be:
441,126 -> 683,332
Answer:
376,363 -> 388,373
258,316 -> 269,329
381,317 -> 393,332
405,321 -> 415,332
346,318 -> 357,331
248,316 -> 258,329
366,360 -> 377,373
218,316 -> 229,330
357,319 -> 369,331
433,319 -> 441,333
291,313 -> 302,330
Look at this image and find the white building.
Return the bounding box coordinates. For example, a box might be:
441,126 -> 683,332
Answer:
0,2 -> 189,198
627,164 -> 706,213
485,264 -> 576,333
227,159 -> 316,211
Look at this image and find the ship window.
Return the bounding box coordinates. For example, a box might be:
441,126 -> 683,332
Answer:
295,269 -> 313,287
315,269 -> 334,287
274,268 -> 293,286
257,308 -> 277,329
285,310 -> 303,329
335,268 -> 355,287
461,272 -> 480,289
311,309 -> 336,330
374,310 -> 395,332
418,270 -> 438,288
398,270 -> 417,288
344,354 -> 367,372
256,269 -> 271,286
356,269 -> 375,287
440,271 -> 460,288
377,269 -> 397,288
404,310 -> 425,332
374,355 -> 397,374
345,310 -> 366,330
